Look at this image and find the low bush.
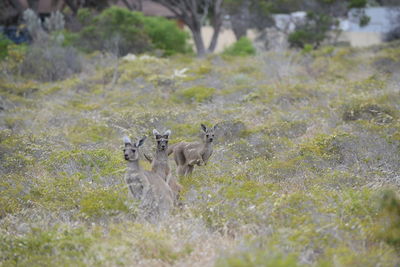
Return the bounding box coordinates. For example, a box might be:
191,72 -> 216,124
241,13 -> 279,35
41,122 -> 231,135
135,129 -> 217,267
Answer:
144,16 -> 190,56
77,7 -> 151,55
222,37 -> 256,57
75,7 -> 189,56
0,34 -> 12,60
0,226 -> 95,266
288,12 -> 334,49
21,38 -> 81,81
377,190 -> 400,248
80,187 -> 129,218
342,102 -> 395,124
173,85 -> 216,103
216,249 -> 301,267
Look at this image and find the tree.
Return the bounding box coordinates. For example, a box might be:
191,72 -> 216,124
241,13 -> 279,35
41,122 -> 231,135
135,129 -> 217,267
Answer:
286,0 -> 369,49
225,0 -> 369,48
224,0 -> 276,40
0,0 -> 22,25
151,0 -> 224,57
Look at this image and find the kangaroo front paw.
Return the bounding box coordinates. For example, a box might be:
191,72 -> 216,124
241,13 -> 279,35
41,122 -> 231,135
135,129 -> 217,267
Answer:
188,159 -> 199,165
197,159 -> 205,166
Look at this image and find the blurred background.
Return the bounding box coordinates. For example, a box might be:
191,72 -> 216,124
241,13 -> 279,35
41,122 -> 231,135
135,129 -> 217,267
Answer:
1,0 -> 400,59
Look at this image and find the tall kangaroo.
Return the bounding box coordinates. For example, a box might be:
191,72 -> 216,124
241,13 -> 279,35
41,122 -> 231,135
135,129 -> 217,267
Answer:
123,136 -> 173,221
168,124 -> 216,176
145,129 -> 182,201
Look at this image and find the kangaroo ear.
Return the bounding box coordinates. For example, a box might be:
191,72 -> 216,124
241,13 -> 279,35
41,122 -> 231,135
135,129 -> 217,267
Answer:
212,124 -> 217,131
201,124 -> 207,132
164,130 -> 171,137
153,129 -> 160,136
136,136 -> 146,147
123,136 -> 132,145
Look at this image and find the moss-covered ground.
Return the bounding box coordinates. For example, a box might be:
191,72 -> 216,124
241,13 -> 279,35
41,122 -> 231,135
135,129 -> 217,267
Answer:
1,43 -> 400,266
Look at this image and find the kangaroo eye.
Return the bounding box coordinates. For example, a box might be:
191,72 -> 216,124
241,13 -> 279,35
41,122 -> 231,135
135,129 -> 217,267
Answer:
132,149 -> 136,153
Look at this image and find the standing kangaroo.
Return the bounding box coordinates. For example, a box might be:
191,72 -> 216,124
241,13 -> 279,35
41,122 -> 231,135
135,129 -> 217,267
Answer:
168,124 -> 216,176
145,129 -> 182,201
123,136 -> 173,221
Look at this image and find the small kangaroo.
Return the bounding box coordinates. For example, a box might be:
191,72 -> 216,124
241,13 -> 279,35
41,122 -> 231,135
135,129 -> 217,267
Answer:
144,129 -> 182,201
123,136 -> 174,221
168,124 -> 216,176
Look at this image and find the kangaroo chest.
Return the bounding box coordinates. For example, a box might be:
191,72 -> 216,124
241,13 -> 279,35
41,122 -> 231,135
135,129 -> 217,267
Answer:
125,170 -> 145,200
152,153 -> 170,178
202,148 -> 213,161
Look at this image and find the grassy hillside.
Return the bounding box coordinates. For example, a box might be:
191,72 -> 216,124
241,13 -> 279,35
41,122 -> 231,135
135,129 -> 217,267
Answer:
1,43 -> 400,266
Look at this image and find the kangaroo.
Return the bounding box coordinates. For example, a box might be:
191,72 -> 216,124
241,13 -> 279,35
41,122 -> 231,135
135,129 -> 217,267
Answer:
123,136 -> 174,221
168,124 -> 216,176
144,129 -> 182,202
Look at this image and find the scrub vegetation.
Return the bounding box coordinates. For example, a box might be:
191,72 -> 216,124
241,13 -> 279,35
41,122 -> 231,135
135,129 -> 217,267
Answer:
1,40 -> 400,266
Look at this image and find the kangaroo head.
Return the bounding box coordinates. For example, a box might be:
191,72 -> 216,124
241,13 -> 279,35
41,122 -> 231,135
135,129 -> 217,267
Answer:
123,136 -> 146,161
201,124 -> 216,143
153,129 -> 171,151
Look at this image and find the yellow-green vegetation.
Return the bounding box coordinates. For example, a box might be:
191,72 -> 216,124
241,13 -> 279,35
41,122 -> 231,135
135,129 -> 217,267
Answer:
1,42 -> 400,266
174,85 -> 216,103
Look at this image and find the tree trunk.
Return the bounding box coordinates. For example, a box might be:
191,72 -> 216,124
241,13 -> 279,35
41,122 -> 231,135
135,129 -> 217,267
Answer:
27,0 -> 39,12
192,27 -> 206,57
137,0 -> 142,11
208,20 -> 221,53
121,0 -> 134,10
230,0 -> 250,40
208,0 -> 223,53
65,0 -> 79,15
231,16 -> 247,40
8,0 -> 24,12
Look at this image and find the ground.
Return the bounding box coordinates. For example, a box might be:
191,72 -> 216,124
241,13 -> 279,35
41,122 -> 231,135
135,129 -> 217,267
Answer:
1,43 -> 400,266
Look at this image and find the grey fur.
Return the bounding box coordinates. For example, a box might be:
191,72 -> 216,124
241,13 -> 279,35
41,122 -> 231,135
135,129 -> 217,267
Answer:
168,124 -> 216,176
123,136 -> 174,222
149,129 -> 182,202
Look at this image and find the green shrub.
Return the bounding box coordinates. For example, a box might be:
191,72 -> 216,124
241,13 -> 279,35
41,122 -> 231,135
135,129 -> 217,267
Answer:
80,187 -> 128,218
174,86 -> 215,103
0,34 -> 12,60
143,16 -> 190,56
75,7 -> 189,56
288,12 -> 334,49
0,226 -> 95,266
45,148 -> 123,180
222,37 -> 256,57
348,0 -> 368,8
377,190 -> 400,248
29,176 -> 82,210
77,7 -> 151,55
216,249 -> 301,267
135,229 -> 193,263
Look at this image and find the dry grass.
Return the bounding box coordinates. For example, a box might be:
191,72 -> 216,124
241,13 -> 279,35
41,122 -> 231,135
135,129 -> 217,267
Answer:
1,42 -> 400,266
